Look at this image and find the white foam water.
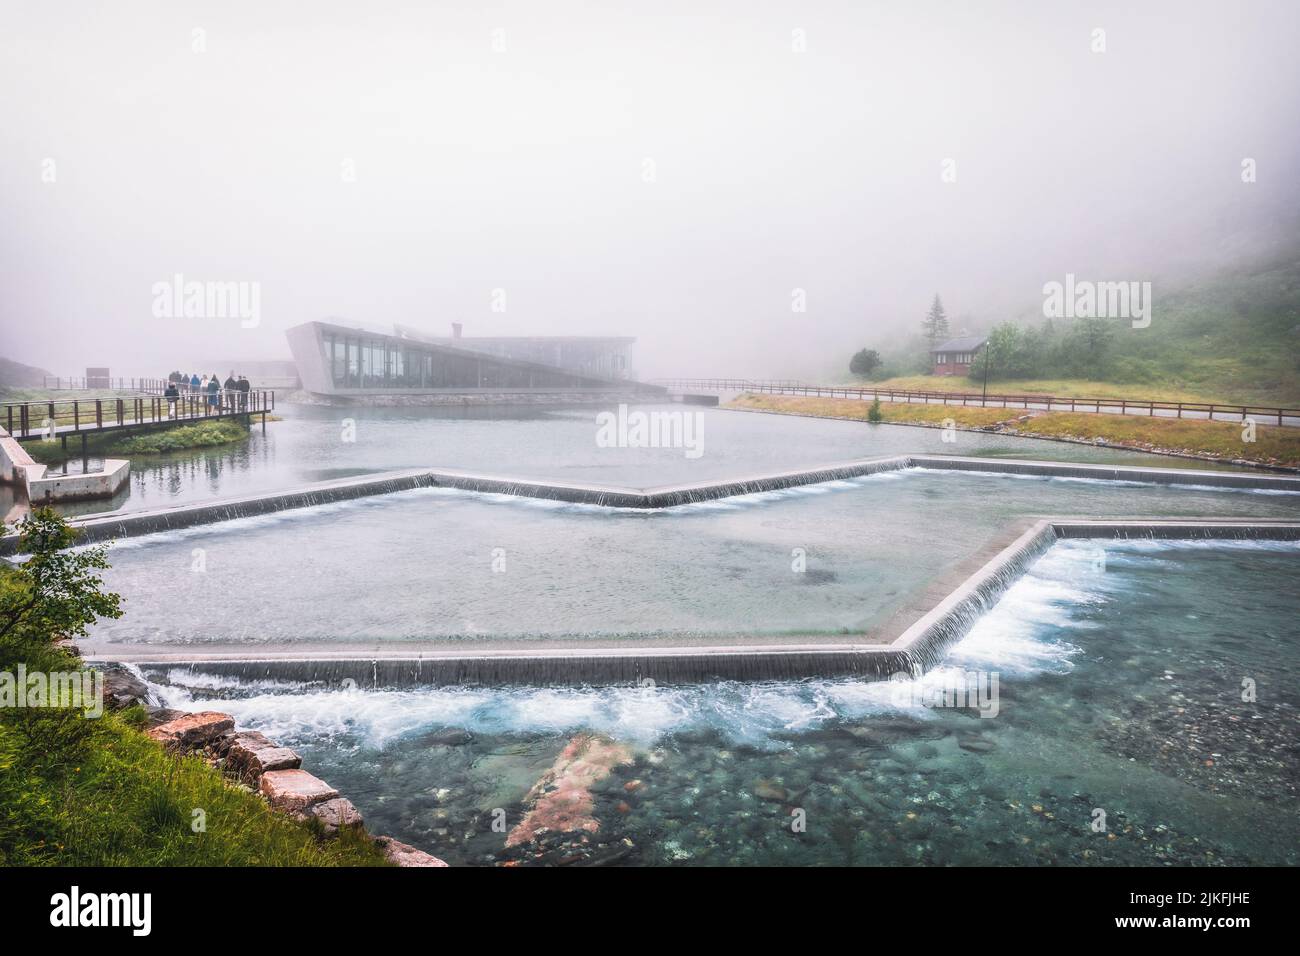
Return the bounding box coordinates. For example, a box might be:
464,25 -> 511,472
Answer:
913,465 -> 1299,495
144,543 -> 1114,750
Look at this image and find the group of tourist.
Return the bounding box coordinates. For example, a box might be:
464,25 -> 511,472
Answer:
162,370 -> 254,417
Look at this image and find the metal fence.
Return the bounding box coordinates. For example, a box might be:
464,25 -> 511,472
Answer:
650,379 -> 1299,427
40,376 -> 170,393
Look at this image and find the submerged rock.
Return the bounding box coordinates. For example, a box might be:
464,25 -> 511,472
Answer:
506,733 -> 633,847
427,728 -> 474,747
753,780 -> 789,802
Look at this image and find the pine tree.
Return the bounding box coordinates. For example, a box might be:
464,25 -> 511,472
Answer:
922,294 -> 950,347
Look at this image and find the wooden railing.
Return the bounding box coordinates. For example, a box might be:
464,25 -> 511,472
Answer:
4,390 -> 275,439
650,379 -> 1300,427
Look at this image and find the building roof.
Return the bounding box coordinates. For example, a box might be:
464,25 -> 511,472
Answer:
930,336 -> 987,354
392,322 -> 634,345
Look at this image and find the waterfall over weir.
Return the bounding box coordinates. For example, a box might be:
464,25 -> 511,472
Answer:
119,518 -> 1299,688
142,647 -> 920,690
6,450 -> 1293,555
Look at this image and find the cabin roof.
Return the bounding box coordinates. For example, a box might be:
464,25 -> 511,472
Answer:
930,336 -> 987,354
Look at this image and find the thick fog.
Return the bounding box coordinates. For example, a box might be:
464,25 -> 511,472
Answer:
3,0 -> 1298,380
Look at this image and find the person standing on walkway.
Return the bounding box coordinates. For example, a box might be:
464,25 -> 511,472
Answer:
237,374 -> 251,412
164,380 -> 180,418
206,373 -> 220,413
223,371 -> 238,412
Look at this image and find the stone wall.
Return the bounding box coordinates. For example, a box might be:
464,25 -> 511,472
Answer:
120,681 -> 447,866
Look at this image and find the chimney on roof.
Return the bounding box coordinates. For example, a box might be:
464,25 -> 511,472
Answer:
451,322 -> 463,339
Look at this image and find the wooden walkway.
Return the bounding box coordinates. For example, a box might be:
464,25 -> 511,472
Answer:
3,391 -> 276,465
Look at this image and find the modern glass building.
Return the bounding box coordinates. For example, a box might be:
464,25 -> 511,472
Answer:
286,320 -> 658,398
392,322 -> 636,381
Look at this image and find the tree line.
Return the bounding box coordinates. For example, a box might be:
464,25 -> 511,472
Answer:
851,293 -> 1129,382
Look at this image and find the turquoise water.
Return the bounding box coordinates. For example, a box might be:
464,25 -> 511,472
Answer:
150,540 -> 1300,866
83,470 -> 1300,654
64,403 -> 1256,517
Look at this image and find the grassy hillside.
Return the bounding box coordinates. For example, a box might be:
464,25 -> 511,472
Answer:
853,256 -> 1300,405
0,357 -> 52,390
0,511 -> 387,867
1098,257 -> 1300,402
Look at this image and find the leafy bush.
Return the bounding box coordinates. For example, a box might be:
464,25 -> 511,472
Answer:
849,348 -> 882,377
0,509 -> 386,867
111,419 -> 248,455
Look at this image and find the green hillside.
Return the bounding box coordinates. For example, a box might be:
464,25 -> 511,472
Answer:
864,255 -> 1300,405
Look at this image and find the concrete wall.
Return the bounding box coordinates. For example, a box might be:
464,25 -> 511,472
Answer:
0,427 -> 45,488
0,426 -> 129,507
27,459 -> 130,504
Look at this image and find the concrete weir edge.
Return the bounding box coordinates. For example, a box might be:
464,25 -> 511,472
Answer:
110,518 -> 1300,687
3,452 -> 1297,555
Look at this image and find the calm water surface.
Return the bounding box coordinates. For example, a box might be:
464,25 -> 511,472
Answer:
61,403 -> 1257,517
84,471 -> 1300,652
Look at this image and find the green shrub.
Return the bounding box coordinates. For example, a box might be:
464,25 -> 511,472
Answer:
0,510 -> 387,867
110,419 -> 249,455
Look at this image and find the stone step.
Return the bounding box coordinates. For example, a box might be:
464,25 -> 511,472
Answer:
147,711 -> 234,754
374,836 -> 449,867
226,731 -> 301,781
259,769 -> 339,812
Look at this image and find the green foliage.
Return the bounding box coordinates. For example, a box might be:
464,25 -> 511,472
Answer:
0,509 -> 387,867
867,397 -> 883,422
0,509 -> 122,652
849,348 -> 883,377
109,419 -> 249,455
960,258 -> 1300,401
864,257 -> 1300,403
0,707 -> 389,866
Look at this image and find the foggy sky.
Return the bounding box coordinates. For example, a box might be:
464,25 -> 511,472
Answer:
3,0 -> 1299,380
